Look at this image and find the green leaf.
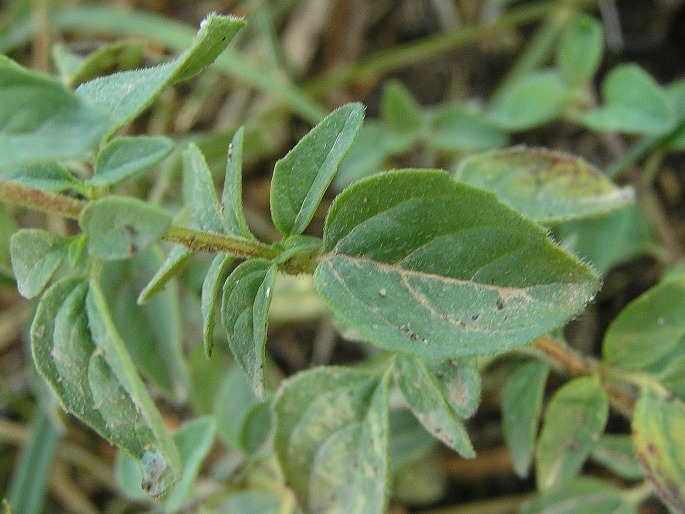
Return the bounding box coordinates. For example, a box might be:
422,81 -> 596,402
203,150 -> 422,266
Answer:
217,490 -> 303,514
536,376 -> 609,489
79,196 -> 171,260
315,170 -> 599,359
488,70 -> 570,131
426,358 -> 480,419
381,81 -> 423,136
602,275 -> 685,369
10,229 -> 69,298
270,103 -> 364,237
202,252 -> 232,356
90,136 -> 174,187
583,64 -> 674,135
214,364 -> 267,451
520,477 -> 637,514
0,162 -> 82,192
137,245 -> 192,304
116,417 -> 216,511
0,55 -> 107,169
633,387 -> 685,512
454,148 -> 634,224
273,367 -> 389,514
502,360 -> 550,477
556,204 -> 652,275
556,14 -> 604,85
52,41 -> 144,87
75,14 -> 245,138
426,104 -> 508,152
101,249 -> 189,398
334,121 -> 388,191
394,354 -> 475,457
5,406 -> 61,514
183,143 -> 224,232
31,277 -> 180,496
221,259 -> 277,399
221,127 -> 253,238
590,434 -> 644,480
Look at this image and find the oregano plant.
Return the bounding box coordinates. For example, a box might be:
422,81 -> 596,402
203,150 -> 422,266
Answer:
2,7 -> 685,514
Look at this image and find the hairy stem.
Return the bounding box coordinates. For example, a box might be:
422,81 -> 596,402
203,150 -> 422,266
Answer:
0,180 -> 278,260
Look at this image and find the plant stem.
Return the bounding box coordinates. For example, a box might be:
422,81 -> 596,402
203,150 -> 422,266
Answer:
0,180 -> 278,261
305,0 -> 598,96
532,335 -> 596,376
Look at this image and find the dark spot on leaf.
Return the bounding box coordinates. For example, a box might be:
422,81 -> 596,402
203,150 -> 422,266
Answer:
459,320 -> 466,328
471,314 -> 479,321
128,244 -> 138,255
436,370 -> 444,378
647,443 -> 659,456
496,298 -> 504,310
123,224 -> 137,237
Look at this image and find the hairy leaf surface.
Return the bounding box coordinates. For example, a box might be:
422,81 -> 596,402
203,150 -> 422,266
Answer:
536,376 -> 608,489
273,367 -> 389,514
271,103 -> 364,237
454,148 -> 634,224
10,229 -> 69,298
221,259 -> 277,399
76,14 -> 244,138
315,170 -> 599,359
90,136 -> 173,187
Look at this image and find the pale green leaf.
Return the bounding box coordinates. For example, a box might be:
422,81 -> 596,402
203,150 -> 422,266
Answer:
583,64 -> 674,135
217,490 -> 303,514
90,135 -> 174,187
381,81 -> 423,136
394,354 -> 475,457
557,204 -> 652,275
0,162 -> 82,192
454,148 -> 634,224
221,127 -> 254,238
137,245 -> 192,304
556,14 -> 604,85
202,252 -> 232,356
273,367 -> 389,514
31,278 -> 180,497
79,196 -> 171,260
10,229 -> 69,298
502,360 -> 550,477
602,276 -> 685,369
488,70 -> 569,131
334,121 -> 388,191
0,55 -> 107,169
521,477 -> 637,514
116,417 -> 216,512
271,103 -> 364,237
52,41 -> 144,87
221,259 -> 277,399
426,358 -> 480,419
315,170 -> 599,359
590,434 -> 644,480
183,143 -> 224,232
426,104 -> 508,152
101,249 -> 189,398
76,14 -> 245,137
536,376 -> 608,489
633,387 -> 685,512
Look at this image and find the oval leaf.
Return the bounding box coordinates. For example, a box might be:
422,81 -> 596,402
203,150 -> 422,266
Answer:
454,148 -> 634,224
426,358 -> 480,419
183,143 -> 224,232
633,387 -> 685,512
521,477 -> 637,514
76,14 -> 245,138
270,103 -> 364,237
221,259 -> 277,399
79,196 -> 171,260
602,275 -> 685,369
10,229 -> 69,298
556,14 -> 604,85
31,277 -> 180,496
394,354 -> 475,457
583,64 -> 674,135
273,367 -> 389,514
0,55 -> 107,169
536,376 -> 608,489
488,70 -> 569,131
315,170 -> 599,359
90,135 -> 174,187
222,127 -> 254,238
502,360 -> 550,477
590,434 -> 644,481
202,252 -> 232,356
